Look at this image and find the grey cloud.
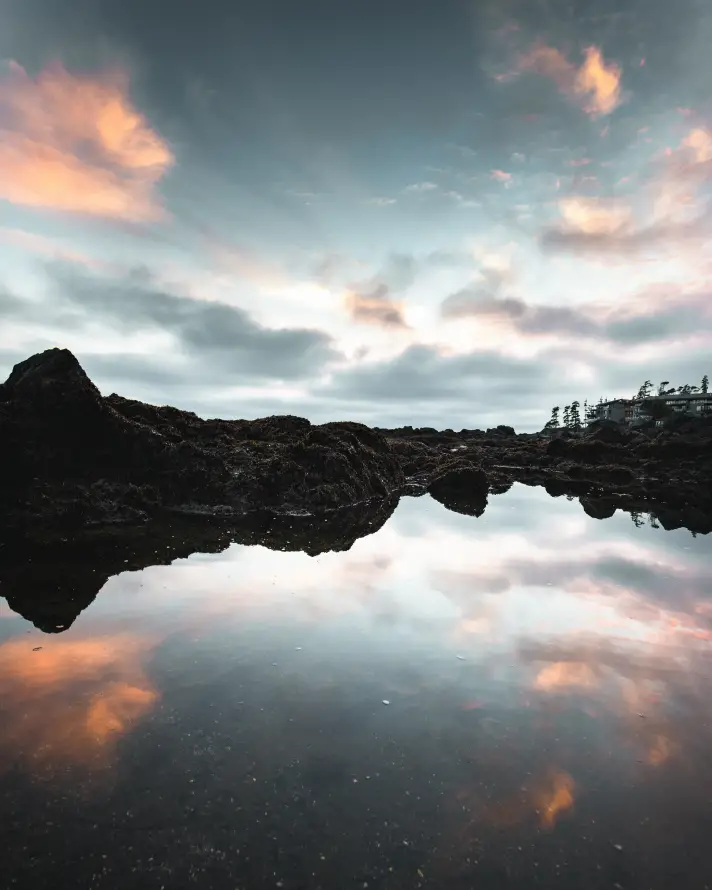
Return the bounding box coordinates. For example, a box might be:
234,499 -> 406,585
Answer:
377,252 -> 419,293
30,261 -> 343,381
320,343 -> 555,403
440,281 -> 711,346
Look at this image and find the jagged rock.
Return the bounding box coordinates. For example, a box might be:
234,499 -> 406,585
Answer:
0,348 -> 404,531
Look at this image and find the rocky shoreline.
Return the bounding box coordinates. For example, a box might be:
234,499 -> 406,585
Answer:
2,348 -> 712,543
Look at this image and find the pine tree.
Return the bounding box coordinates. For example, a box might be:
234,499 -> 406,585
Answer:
636,380 -> 653,400
563,405 -> 571,427
702,374 -> 709,394
658,380 -> 669,395
569,400 -> 582,431
544,406 -> 560,430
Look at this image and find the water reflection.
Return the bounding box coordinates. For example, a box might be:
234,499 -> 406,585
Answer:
1,485 -> 711,888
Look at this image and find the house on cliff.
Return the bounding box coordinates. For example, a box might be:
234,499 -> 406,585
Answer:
631,392 -> 712,427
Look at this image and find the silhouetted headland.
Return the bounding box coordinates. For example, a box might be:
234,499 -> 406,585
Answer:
2,348 -> 711,631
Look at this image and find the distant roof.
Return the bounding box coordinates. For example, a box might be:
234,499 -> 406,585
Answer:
646,392 -> 712,400
597,398 -> 633,406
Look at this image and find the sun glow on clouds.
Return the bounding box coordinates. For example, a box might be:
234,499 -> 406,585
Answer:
518,44 -> 622,117
0,61 -> 173,220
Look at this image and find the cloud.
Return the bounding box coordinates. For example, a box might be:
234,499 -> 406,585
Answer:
404,181 -> 438,193
541,128 -> 712,255
343,252 -> 418,330
517,44 -> 623,117
320,343 -> 555,403
440,280 -> 712,347
0,61 -> 173,220
0,633 -> 158,771
345,283 -> 409,329
440,264 -> 514,319
29,261 -> 343,381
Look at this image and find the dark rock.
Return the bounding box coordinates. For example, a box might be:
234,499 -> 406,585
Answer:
0,348 -> 404,531
0,496 -> 400,632
580,497 -> 618,520
585,420 -> 626,444
427,460 -> 489,516
546,437 -> 570,458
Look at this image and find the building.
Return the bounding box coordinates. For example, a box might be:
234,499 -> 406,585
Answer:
593,392 -> 712,428
632,392 -> 712,426
593,399 -> 634,425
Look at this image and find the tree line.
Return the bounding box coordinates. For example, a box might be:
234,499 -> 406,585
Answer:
543,375 -> 709,431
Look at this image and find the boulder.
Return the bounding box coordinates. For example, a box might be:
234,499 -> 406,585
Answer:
427,460 -> 489,516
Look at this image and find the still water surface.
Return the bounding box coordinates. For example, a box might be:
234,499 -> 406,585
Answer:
2,485 -> 712,889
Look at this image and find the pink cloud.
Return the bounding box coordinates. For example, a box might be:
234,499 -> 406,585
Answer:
517,43 -> 622,117
0,61 -> 173,221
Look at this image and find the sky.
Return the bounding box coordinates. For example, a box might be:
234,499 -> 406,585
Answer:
0,0 -> 711,431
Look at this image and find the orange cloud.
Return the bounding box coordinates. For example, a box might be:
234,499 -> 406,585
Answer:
0,634 -> 158,770
0,61 -> 173,220
557,196 -> 633,235
519,44 -> 622,117
534,661 -> 598,691
535,770 -> 576,829
345,285 -> 409,329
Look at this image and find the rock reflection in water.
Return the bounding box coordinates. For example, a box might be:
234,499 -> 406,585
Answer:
0,485 -> 711,889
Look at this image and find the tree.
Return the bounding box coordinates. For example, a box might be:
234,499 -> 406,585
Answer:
636,380 -> 653,400
569,400 -> 582,431
544,406 -> 560,430
702,374 -> 709,394
563,405 -> 571,427
657,380 -> 669,395
630,511 -> 644,528
678,384 -> 692,394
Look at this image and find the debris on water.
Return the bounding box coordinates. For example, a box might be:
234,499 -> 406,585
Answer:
295,647 -> 302,650
613,843 -> 623,851
32,647 -> 42,651
382,700 -> 390,705
456,655 -> 465,660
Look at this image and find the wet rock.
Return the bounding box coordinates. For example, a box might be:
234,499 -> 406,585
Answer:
0,349 -> 404,531
427,460 -> 489,516
546,437 -> 570,458
585,420 -> 627,444
580,497 -> 618,520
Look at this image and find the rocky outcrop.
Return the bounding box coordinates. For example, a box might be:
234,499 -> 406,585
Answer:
427,460 -> 489,516
0,349 -> 404,532
2,348 -> 711,539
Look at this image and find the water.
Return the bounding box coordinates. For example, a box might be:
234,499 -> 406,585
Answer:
2,484 -> 711,889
